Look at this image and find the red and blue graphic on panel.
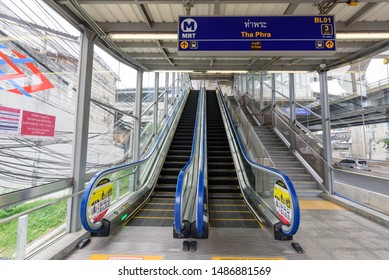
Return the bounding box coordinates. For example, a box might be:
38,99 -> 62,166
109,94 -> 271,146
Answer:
0,44 -> 54,97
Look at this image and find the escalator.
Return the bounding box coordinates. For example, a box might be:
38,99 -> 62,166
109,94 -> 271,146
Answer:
126,90 -> 199,226
206,90 -> 260,228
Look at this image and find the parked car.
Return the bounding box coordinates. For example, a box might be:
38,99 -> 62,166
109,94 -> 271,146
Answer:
335,159 -> 371,171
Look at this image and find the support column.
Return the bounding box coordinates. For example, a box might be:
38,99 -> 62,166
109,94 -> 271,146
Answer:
153,72 -> 159,135
133,69 -> 143,162
271,73 -> 276,127
289,73 -> 297,151
177,72 -> 181,96
246,73 -> 249,95
260,71 -> 264,110
172,72 -> 176,102
251,72 -> 255,100
240,75 -> 244,95
164,73 -> 169,117
68,28 -> 96,233
319,70 -> 334,193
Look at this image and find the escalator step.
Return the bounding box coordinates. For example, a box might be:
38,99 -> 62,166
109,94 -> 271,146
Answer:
211,210 -> 255,220
208,185 -> 240,192
160,168 -> 181,175
155,183 -> 177,192
209,169 -> 237,177
208,178 -> 239,185
208,192 -> 242,199
152,191 -> 176,198
157,176 -> 179,184
210,219 -> 259,228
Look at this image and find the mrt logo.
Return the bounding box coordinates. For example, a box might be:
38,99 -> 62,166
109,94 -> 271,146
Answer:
0,44 -> 54,97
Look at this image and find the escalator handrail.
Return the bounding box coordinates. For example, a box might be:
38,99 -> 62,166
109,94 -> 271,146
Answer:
80,81 -> 189,232
174,83 -> 204,234
196,83 -> 206,234
216,82 -> 300,236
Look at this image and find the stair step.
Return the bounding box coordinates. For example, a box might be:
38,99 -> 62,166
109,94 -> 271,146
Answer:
293,181 -> 318,189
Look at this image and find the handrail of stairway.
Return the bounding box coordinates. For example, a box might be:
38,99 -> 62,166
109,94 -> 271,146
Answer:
216,82 -> 300,236
80,78 -> 190,233
195,82 -> 207,236
174,82 -> 204,235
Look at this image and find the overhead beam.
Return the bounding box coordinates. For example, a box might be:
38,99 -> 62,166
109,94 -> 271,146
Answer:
346,3 -> 378,27
214,0 -> 220,15
283,3 -> 299,15
259,56 -> 281,70
247,58 -> 258,67
58,0 -> 389,4
156,40 -> 175,66
136,3 -> 153,28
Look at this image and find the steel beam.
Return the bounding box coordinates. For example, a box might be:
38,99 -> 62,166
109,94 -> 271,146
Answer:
133,69 -> 143,162
319,70 -> 334,193
153,72 -> 159,135
69,27 -> 96,233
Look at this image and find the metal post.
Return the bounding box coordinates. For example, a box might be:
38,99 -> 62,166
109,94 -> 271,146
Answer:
164,73 -> 169,117
251,72 -> 255,100
271,73 -> 276,127
172,72 -> 176,103
178,72 -> 181,96
68,28 -> 96,233
260,71 -> 264,110
246,73 -> 249,95
319,70 -> 334,193
289,73 -> 297,150
16,215 -> 28,259
240,75 -> 244,95
153,72 -> 159,135
133,69 -> 143,162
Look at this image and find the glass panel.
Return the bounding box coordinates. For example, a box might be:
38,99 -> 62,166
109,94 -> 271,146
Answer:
0,1 -> 80,194
87,47 -> 134,170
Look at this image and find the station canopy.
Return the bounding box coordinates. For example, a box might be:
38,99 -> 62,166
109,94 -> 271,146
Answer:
46,0 -> 389,73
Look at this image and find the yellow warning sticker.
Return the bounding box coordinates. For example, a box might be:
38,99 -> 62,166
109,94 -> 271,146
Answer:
89,179 -> 113,222
89,254 -> 163,260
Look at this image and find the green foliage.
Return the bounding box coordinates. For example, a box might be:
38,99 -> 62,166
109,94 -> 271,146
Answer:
0,199 -> 67,259
378,134 -> 389,151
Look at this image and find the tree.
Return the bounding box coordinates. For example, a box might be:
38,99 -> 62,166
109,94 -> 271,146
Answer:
378,134 -> 389,151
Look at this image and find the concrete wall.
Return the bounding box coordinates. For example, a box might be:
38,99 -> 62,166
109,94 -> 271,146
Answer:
334,182 -> 389,214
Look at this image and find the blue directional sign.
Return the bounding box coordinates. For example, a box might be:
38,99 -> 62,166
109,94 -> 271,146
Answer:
178,16 -> 336,56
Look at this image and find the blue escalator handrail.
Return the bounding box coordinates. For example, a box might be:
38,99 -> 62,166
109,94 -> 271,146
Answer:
174,83 -> 204,234
196,83 -> 206,235
216,82 -> 300,236
81,85 -> 189,233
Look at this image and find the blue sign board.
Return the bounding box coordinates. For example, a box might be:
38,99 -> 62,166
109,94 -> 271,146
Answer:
178,16 -> 336,56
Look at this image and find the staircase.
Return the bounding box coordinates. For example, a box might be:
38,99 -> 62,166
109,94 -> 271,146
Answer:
238,102 -> 321,197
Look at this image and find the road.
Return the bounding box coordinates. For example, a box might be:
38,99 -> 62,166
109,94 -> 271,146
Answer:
334,169 -> 389,196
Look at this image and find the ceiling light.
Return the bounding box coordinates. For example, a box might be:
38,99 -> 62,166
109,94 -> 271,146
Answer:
267,71 -> 309,74
156,70 -> 194,73
337,32 -> 389,40
207,70 -> 248,74
109,33 -> 177,40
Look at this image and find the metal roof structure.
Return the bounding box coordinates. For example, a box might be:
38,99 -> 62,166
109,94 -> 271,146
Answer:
46,0 -> 389,72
